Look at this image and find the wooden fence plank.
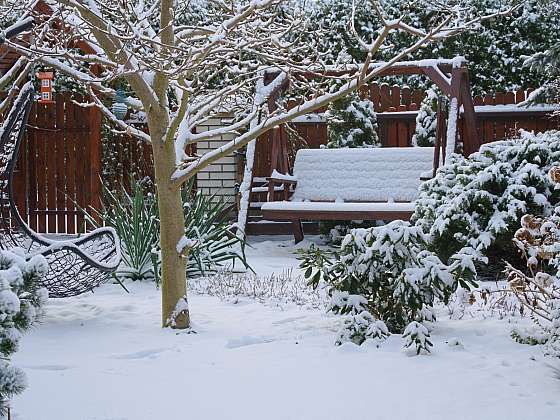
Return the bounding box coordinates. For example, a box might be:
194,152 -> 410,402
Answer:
35,102 -> 47,233
64,94 -> 77,234
46,102 -> 57,233
55,95 -> 66,233
380,83 -> 391,111
27,102 -> 37,231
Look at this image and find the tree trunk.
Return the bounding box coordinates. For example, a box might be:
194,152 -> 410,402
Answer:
150,119 -> 190,329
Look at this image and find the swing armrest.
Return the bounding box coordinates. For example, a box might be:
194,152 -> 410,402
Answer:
266,176 -> 297,202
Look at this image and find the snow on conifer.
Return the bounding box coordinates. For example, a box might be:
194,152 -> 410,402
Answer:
325,92 -> 380,149
0,249 -> 48,414
412,87 -> 439,147
414,130 -> 560,271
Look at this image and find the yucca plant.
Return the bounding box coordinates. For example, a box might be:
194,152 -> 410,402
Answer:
88,178 -> 159,281
179,181 -> 249,275
88,177 -> 249,282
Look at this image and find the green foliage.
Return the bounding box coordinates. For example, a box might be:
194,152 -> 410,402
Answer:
299,221 -> 480,334
96,179 -> 159,281
524,40 -> 560,105
326,92 -> 380,148
178,182 -> 249,276
402,321 -> 433,355
413,130 -> 560,271
308,0 -> 560,94
90,178 -> 249,282
0,250 -> 48,414
412,87 -> 440,147
335,306 -> 390,346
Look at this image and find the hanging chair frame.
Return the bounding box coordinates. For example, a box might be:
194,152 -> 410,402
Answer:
0,82 -> 122,297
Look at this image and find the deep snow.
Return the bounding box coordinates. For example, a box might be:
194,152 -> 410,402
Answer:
13,237 -> 560,420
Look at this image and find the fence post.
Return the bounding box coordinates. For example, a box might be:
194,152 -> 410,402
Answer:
88,103 -> 103,223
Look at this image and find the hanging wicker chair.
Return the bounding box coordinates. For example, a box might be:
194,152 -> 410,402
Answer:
0,82 -> 121,297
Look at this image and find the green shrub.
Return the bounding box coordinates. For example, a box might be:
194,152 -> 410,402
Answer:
0,249 -> 48,414
91,178 -> 248,281
413,130 -> 560,271
299,221 -> 480,335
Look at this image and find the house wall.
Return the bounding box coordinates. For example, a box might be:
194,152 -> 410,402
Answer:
195,115 -> 239,206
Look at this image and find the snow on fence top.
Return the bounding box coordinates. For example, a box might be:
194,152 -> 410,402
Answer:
290,147 -> 434,203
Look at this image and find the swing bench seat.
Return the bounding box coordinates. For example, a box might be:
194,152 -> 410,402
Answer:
261,147 -> 435,243
0,83 -> 121,297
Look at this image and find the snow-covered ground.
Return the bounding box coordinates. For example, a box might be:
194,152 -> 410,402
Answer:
14,237 -> 560,420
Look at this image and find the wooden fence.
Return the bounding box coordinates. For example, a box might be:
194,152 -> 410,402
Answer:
13,93 -> 102,234
252,84 -> 560,178
7,85 -> 560,234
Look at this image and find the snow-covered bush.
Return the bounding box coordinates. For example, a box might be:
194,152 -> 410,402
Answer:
325,92 -> 380,149
412,87 -> 440,147
335,306 -> 390,346
414,130 -> 560,272
0,249 -> 48,415
402,321 -> 433,355
299,221 -> 480,339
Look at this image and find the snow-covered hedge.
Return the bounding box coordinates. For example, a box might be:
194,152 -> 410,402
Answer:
0,249 -> 48,414
299,221 -> 480,347
414,130 -> 560,270
308,0 -> 560,94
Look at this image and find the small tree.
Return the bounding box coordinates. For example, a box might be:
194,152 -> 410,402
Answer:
326,92 -> 380,148
1,0 -> 516,328
412,87 -> 439,147
0,250 -> 48,415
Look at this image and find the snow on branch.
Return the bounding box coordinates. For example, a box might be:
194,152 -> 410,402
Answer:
9,0 -> 519,186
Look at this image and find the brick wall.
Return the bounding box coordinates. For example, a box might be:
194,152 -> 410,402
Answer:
195,115 -> 239,205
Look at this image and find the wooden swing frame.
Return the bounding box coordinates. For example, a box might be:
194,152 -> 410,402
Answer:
238,59 -> 480,239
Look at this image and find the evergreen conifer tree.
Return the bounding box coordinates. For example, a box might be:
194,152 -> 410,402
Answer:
412,88 -> 439,147
0,250 -> 48,415
326,92 -> 380,148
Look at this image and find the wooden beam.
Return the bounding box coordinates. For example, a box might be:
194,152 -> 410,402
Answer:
422,66 -> 452,96
459,69 -> 480,155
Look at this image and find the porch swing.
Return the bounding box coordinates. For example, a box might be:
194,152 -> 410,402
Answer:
241,59 -> 480,242
0,82 -> 121,297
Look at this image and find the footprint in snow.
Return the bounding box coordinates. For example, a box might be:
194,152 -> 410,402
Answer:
109,348 -> 171,360
225,336 -> 275,349
23,364 -> 74,371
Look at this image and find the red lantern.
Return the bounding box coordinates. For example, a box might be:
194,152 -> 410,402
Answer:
37,72 -> 55,104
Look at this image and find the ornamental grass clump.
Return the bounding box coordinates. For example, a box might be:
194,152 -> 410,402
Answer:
91,178 -> 248,282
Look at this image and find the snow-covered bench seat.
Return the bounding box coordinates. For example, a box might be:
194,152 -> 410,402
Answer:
261,147 -> 435,242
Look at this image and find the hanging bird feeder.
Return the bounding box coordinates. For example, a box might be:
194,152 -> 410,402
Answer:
112,89 -> 128,120
37,72 -> 55,104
